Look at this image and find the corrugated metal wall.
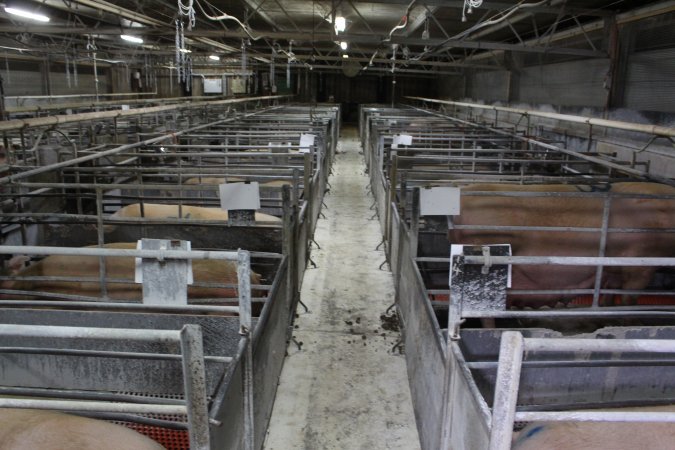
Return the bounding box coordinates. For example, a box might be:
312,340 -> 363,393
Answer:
623,48 -> 675,113
3,68 -> 43,96
518,58 -> 609,107
437,74 -> 465,99
50,71 -> 110,96
2,60 -> 109,97
467,70 -> 509,102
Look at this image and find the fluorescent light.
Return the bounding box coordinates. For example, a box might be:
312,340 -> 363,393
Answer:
121,34 -> 143,44
209,55 -> 220,61
334,16 -> 346,32
340,41 -> 348,50
179,48 -> 191,53
4,6 -> 49,22
342,54 -> 349,59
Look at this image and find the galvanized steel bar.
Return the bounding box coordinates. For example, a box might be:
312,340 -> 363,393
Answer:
0,324 -> 180,342
0,245 -> 239,261
0,386 -> 184,405
0,95 -> 289,133
0,300 -> 239,313
237,249 -> 255,450
525,337 -> 675,354
0,346 -> 231,363
488,331 -> 524,450
515,411 -> 675,423
406,97 -> 675,138
446,310 -> 675,319
0,399 -> 187,415
592,196 -> 612,307
0,103 -> 286,185
454,255 -> 675,266
180,325 -> 211,450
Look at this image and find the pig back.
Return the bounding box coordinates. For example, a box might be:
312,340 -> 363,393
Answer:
0,408 -> 165,450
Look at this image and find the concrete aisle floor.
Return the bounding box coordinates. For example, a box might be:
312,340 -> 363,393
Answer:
264,126 -> 421,450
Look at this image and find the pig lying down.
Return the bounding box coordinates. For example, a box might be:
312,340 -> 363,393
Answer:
449,182 -> 675,307
513,416 -> 675,450
1,242 -> 261,301
108,203 -> 281,223
0,408 -> 164,449
183,176 -> 293,188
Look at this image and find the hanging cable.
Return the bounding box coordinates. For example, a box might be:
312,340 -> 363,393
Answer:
286,41 -> 292,88
64,53 -> 70,88
241,38 -> 248,73
410,0 -> 549,63
462,0 -> 483,22
194,0 -> 262,40
5,55 -> 11,85
86,36 -> 99,104
363,0 -> 416,72
175,19 -> 181,79
177,0 -> 196,29
270,45 -> 276,93
72,49 -> 78,87
383,0 -> 417,42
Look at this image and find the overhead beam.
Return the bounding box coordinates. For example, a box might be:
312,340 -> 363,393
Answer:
238,0 -> 278,30
359,0 -> 611,16
66,0 -> 240,53
0,26 -> 605,57
293,54 -> 499,70
462,0 -> 675,62
309,64 -> 459,76
404,6 -> 437,37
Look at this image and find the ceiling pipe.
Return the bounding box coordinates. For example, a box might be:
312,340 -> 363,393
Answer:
0,95 -> 289,133
407,96 -> 675,137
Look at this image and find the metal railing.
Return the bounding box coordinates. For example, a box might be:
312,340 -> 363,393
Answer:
489,331 -> 675,450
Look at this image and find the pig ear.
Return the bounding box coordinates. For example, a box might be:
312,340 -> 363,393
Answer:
7,255 -> 30,274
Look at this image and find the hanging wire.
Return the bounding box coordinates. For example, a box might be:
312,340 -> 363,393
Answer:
270,46 -> 276,92
185,56 -> 192,92
65,53 -> 70,88
287,41 -> 292,88
241,38 -> 247,73
72,50 -> 78,87
194,0 -> 262,40
177,0 -> 196,29
5,55 -> 10,85
144,54 -> 149,89
462,0 -> 483,22
175,19 -> 181,78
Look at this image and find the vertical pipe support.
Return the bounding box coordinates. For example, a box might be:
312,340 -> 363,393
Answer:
237,249 -> 255,450
180,324 -> 211,450
489,331 -> 524,450
95,188 -> 108,299
592,195 -> 612,307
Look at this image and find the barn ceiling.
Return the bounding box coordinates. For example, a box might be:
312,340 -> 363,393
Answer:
0,0 -> 671,76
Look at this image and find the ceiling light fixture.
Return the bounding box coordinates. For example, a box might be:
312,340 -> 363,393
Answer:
4,6 -> 49,22
209,55 -> 220,61
334,16 -> 346,33
342,54 -> 349,59
121,34 -> 143,44
340,41 -> 348,50
179,48 -> 192,53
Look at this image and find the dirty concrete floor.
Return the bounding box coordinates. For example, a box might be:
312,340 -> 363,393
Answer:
263,126 -> 421,450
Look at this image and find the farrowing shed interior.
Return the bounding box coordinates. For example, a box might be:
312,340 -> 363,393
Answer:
0,1 -> 673,449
